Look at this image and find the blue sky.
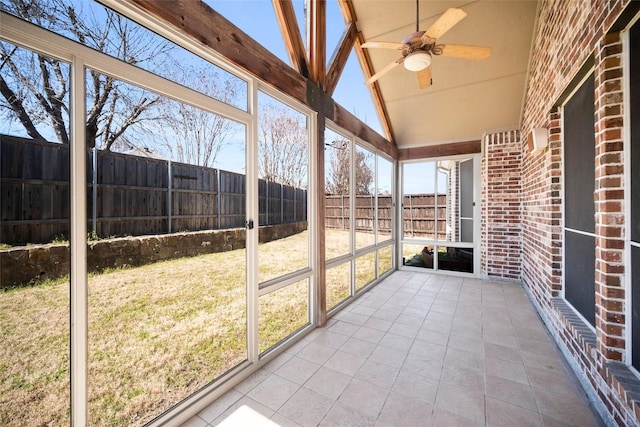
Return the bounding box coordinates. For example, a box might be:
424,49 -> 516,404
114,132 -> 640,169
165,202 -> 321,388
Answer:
207,0 -> 383,135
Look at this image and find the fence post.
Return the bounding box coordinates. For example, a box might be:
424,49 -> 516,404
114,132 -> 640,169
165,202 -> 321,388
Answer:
216,169 -> 221,229
281,183 -> 284,224
167,160 -> 172,234
370,194 -> 374,233
266,181 -> 269,225
92,147 -> 97,236
293,188 -> 297,222
409,194 -> 414,237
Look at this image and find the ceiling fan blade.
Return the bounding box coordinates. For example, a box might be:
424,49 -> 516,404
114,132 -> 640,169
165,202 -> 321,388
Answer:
423,8 -> 467,41
365,58 -> 403,85
361,41 -> 404,50
441,44 -> 491,60
417,66 -> 432,89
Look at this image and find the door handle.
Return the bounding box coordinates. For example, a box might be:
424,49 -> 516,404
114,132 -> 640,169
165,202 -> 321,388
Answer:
246,219 -> 254,230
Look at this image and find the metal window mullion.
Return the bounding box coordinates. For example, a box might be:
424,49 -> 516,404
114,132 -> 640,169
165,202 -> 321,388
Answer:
246,86 -> 259,365
70,55 -> 88,427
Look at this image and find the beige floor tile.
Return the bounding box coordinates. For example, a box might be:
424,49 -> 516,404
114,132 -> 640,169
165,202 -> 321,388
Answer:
352,325 -> 385,344
303,366 -> 351,399
269,412 -> 303,427
415,327 -> 450,346
534,388 -> 603,427
340,336 -> 377,358
379,331 -> 414,351
485,374 -> 537,411
324,349 -> 366,376
410,339 -> 447,360
484,342 -> 523,364
444,347 -> 485,372
363,316 -> 393,332
197,389 -> 243,422
527,365 -> 581,395
338,377 -> 389,417
180,415 -> 208,427
483,330 -> 520,348
485,356 -> 529,385
354,359 -> 399,389
371,308 -> 401,322
430,407 -> 484,427
335,310 -> 369,326
275,356 -> 321,385
246,374 -> 300,411
401,352 -> 444,381
232,369 -> 270,394
277,387 -> 334,427
376,391 -> 432,426
295,342 -> 336,365
486,396 -> 542,427
213,396 -> 275,425
391,369 -> 439,404
311,330 -> 350,350
186,271 -> 605,427
448,332 -> 484,353
441,363 -> 485,393
318,401 -> 376,427
327,320 -> 360,337
435,382 -> 486,423
388,320 -> 421,338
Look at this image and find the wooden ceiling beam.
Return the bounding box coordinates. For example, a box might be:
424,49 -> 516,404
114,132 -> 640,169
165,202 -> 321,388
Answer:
398,140 -> 481,161
130,0 -> 307,105
126,0 -> 396,156
325,21 -> 356,96
338,0 -> 394,143
334,103 -> 398,159
308,0 -> 326,90
272,0 -> 309,78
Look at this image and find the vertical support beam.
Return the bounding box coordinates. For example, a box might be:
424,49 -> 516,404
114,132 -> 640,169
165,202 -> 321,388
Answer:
307,81 -> 333,327
316,112 -> 327,326
308,0 -> 326,90
70,55 -> 87,427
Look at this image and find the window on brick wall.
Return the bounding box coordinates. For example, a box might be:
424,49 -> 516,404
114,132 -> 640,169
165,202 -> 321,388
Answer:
629,19 -> 640,372
563,72 -> 596,327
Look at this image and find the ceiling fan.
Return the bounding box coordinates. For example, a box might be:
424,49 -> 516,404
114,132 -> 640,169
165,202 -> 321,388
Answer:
361,1 -> 492,89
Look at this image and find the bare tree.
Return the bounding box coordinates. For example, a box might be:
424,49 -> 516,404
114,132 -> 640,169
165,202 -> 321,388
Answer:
157,67 -> 240,167
258,103 -> 307,188
0,0 -> 173,149
355,149 -> 374,195
326,143 -> 374,195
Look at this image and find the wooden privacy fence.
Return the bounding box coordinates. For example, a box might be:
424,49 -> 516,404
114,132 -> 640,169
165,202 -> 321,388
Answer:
325,193 -> 447,239
0,135 -> 306,245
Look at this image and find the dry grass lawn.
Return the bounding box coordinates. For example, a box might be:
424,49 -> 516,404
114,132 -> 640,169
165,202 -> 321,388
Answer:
0,229 -> 389,426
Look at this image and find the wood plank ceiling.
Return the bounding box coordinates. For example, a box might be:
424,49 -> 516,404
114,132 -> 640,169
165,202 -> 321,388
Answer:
126,0 -> 538,156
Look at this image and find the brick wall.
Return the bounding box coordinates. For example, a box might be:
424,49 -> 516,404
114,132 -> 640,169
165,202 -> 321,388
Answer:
481,130 -> 522,280
514,0 -> 638,425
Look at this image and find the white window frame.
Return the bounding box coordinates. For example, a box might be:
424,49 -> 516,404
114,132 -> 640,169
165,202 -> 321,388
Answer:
623,15 -> 640,377
398,153 -> 480,277
0,5 -> 319,424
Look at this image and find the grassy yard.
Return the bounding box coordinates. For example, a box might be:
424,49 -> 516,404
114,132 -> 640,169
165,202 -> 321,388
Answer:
0,229 -> 390,426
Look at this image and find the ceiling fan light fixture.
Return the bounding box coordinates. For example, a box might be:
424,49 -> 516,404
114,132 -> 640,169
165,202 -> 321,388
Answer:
404,51 -> 432,71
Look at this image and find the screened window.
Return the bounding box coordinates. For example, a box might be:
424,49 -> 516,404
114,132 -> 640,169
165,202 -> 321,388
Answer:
563,72 -> 596,327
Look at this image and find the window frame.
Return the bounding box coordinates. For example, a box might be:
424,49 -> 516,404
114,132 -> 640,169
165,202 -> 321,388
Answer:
559,68 -> 597,330
623,15 -> 640,376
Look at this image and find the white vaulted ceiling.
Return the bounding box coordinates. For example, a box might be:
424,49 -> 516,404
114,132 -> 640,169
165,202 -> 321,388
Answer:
350,0 -> 539,148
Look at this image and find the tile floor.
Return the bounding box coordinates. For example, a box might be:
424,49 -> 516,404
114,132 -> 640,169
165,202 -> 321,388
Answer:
183,271 -> 604,427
